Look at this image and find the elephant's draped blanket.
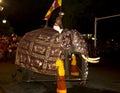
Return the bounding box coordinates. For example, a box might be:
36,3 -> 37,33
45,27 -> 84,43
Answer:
15,27 -> 88,75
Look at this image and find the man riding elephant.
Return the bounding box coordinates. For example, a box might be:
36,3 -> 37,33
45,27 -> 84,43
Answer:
53,12 -> 64,33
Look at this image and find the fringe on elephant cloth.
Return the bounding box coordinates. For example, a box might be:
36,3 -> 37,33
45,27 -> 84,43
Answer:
70,54 -> 79,76
56,58 -> 67,93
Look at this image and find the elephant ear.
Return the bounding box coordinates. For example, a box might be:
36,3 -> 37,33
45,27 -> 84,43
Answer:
60,29 -> 73,49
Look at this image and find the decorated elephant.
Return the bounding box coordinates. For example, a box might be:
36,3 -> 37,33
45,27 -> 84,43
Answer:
14,27 -> 100,84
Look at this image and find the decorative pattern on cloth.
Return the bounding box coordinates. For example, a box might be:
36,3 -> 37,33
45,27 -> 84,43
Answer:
60,29 -> 88,55
15,27 -> 64,75
15,27 -> 88,76
60,30 -> 72,49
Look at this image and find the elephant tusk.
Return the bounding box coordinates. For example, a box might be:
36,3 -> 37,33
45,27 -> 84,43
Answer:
81,54 -> 88,60
87,59 -> 99,63
88,57 -> 100,61
81,54 -> 100,63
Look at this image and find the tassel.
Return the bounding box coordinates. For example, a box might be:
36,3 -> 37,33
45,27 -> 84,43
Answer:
70,54 -> 79,76
56,58 -> 67,93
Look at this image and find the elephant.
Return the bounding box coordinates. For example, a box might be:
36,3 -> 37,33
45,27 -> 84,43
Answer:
14,27 -> 100,84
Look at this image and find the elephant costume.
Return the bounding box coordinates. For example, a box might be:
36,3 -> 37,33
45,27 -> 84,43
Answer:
15,27 -> 99,82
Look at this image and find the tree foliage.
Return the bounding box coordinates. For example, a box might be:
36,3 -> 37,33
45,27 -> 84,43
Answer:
61,0 -> 93,32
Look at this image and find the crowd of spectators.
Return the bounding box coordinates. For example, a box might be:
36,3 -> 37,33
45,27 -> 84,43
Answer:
0,33 -> 21,62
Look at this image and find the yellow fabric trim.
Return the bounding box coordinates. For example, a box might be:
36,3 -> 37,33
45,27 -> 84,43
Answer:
71,72 -> 79,76
71,54 -> 79,76
57,89 -> 67,93
56,58 -> 65,76
71,54 -> 76,65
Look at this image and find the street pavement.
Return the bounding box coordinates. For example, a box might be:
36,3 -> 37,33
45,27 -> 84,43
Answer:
86,64 -> 120,92
0,59 -> 120,93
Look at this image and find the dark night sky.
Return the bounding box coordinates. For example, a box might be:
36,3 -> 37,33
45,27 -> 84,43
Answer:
1,0 -> 120,36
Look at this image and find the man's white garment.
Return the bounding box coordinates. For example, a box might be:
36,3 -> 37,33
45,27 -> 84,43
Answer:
53,24 -> 63,33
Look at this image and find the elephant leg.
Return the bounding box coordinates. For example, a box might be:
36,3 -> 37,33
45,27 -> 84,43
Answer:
64,49 -> 70,78
21,68 -> 34,82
